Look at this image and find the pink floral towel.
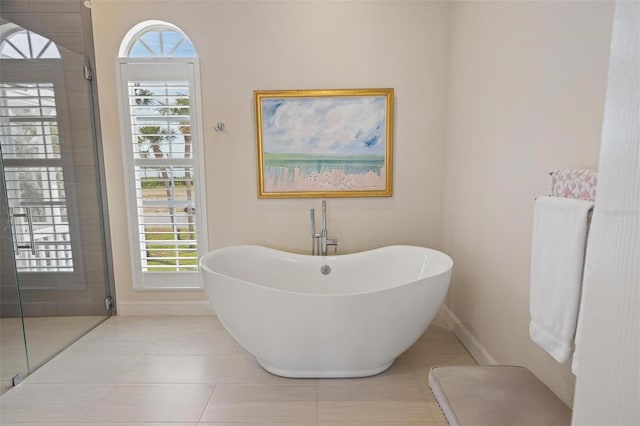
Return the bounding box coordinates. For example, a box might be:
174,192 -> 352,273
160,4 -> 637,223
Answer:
550,169 -> 597,201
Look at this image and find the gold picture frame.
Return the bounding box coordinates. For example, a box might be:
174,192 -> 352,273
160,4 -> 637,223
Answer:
255,88 -> 394,198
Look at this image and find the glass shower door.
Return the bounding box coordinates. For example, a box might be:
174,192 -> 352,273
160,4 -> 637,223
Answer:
1,81 -> 86,290
0,17 -> 113,385
0,153 -> 29,391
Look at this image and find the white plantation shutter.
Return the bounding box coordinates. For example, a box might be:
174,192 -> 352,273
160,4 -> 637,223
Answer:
0,83 -> 78,277
118,61 -> 206,289
3,166 -> 72,272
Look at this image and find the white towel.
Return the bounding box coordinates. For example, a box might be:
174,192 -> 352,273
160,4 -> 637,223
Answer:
529,196 -> 593,363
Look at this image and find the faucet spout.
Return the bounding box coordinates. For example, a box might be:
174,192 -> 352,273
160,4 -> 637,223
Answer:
321,200 -> 327,232
319,200 -> 337,256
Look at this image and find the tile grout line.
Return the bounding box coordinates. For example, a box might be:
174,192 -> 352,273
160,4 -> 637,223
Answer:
196,350 -> 232,423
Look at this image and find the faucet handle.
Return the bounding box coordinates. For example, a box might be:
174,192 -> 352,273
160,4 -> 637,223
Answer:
327,239 -> 338,254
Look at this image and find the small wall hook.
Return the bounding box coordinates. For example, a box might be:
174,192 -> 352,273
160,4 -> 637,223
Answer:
214,122 -> 225,132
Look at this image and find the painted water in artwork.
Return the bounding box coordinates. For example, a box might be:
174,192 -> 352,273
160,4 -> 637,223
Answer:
259,94 -> 389,193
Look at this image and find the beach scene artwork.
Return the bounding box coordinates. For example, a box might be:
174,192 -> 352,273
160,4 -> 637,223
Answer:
256,89 -> 393,198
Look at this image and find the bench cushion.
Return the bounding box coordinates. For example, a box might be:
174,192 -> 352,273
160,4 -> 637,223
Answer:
428,365 -> 571,426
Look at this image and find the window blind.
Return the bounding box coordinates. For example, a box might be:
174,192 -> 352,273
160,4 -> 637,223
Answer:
127,80 -> 198,273
0,83 -> 73,272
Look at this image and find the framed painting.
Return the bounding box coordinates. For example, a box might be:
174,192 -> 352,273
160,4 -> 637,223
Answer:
255,88 -> 394,198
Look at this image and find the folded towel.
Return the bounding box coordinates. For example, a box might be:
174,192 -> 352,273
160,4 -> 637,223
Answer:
550,169 -> 598,201
530,196 -> 594,363
571,291 -> 587,374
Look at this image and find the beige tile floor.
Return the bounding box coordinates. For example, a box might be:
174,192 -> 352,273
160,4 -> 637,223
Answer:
0,314 -> 477,425
0,316 -> 107,391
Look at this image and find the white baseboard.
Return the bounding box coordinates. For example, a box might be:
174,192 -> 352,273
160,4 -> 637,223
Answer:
439,304 -> 498,366
116,300 -> 215,316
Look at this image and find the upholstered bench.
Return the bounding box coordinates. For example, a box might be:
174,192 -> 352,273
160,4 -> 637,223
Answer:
428,365 -> 572,426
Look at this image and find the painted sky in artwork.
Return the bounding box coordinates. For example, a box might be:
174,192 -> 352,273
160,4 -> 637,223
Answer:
260,95 -> 387,156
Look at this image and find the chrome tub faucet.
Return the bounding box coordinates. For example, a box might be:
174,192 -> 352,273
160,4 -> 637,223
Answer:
310,200 -> 337,256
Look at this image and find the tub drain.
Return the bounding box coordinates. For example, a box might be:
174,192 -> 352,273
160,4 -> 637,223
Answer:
320,265 -> 331,275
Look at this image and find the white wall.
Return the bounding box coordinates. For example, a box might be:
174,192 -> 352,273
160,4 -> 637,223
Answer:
91,1 -> 451,311
442,1 -> 614,406
93,0 -> 626,410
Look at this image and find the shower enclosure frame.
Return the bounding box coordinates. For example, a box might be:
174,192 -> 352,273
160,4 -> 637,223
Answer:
0,1 -> 116,393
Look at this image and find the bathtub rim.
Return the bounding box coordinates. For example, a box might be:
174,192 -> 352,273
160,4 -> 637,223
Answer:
199,244 -> 453,298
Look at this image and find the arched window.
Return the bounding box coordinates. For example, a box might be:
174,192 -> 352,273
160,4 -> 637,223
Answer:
117,21 -> 207,290
119,20 -> 196,58
1,29 -> 61,59
128,26 -> 195,58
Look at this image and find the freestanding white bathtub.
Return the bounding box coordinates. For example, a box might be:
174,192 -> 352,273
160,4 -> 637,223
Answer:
199,245 -> 453,378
